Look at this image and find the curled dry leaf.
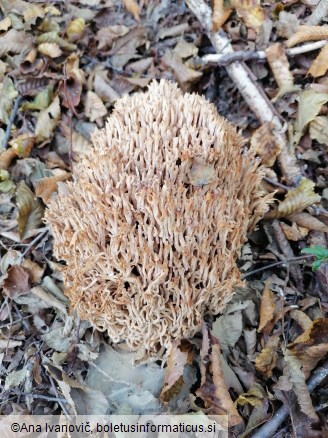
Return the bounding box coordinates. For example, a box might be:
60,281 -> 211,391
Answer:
66,18 -> 85,42
38,42 -> 62,58
286,25 -> 328,48
236,383 -> 267,407
265,43 -> 300,102
258,279 -> 276,333
122,0 -> 141,21
283,349 -> 318,421
0,148 -> 17,171
160,340 -> 193,403
251,122 -> 281,167
2,265 -> 32,299
289,309 -> 313,331
197,323 -> 242,425
212,0 -> 232,32
21,86 -> 53,111
36,31 -> 76,51
288,212 -> 328,232
309,115 -> 328,144
10,133 -> 35,158
280,221 -> 304,241
34,172 -> 71,203
162,51 -> 202,91
255,334 -> 280,377
289,318 -> 328,379
59,74 -> 83,109
0,29 -> 32,57
35,95 -> 61,142
308,42 -> 328,78
84,91 -> 107,122
16,182 -> 44,240
277,178 -> 321,218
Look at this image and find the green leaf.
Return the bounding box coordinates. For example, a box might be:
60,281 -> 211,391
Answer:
312,260 -> 322,272
21,86 -> 53,111
301,246 -> 328,259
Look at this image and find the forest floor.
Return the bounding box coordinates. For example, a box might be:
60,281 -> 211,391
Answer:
0,0 -> 328,437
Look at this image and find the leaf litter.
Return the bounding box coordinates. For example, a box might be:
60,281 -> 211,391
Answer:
0,0 -> 327,436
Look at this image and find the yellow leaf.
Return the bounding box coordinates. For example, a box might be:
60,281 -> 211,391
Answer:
309,115 -> 328,145
231,0 -> 265,33
277,178 -> 321,217
258,279 -> 276,333
35,96 -> 61,142
66,18 -> 85,42
84,91 -> 107,122
122,0 -> 141,21
286,25 -> 328,48
16,182 -> 44,240
236,383 -> 267,406
212,0 -> 232,32
308,42 -> 328,78
38,42 -> 62,58
255,334 -> 280,377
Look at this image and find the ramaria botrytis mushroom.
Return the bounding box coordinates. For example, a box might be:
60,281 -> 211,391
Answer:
45,80 -> 271,358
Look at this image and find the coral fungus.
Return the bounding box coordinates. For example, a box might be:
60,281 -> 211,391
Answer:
45,80 -> 271,358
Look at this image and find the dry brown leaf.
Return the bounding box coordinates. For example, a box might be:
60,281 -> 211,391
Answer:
38,42 -> 62,58
93,74 -> 120,103
288,212 -> 328,232
289,318 -> 328,378
10,132 -> 35,158
0,29 -> 32,57
255,334 -> 280,377
258,279 -> 276,333
289,310 -> 313,331
251,122 -> 282,167
308,42 -> 328,77
84,91 -> 107,122
0,148 -> 17,170
160,340 -> 193,403
23,3 -> 45,26
283,349 -> 318,421
122,0 -> 141,21
275,11 -> 300,39
280,221 -> 304,241
231,0 -> 265,33
309,115 -> 328,144
96,25 -> 129,51
212,0 -> 232,32
35,96 -> 61,142
173,40 -> 198,59
277,178 -> 321,218
265,43 -> 300,102
286,25 -> 328,48
22,259 -> 44,283
2,265 -> 31,299
16,182 -> 44,240
236,383 -> 267,407
31,286 -> 67,314
34,172 -> 71,203
163,51 -> 202,91
197,323 -> 242,425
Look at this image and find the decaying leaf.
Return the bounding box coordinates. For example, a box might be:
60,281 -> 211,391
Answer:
286,25 -> 328,48
289,318 -> 328,378
34,172 -> 71,203
84,91 -> 107,122
288,212 -> 328,233
294,90 -> 328,144
231,0 -> 265,33
309,115 -> 328,145
258,279 -> 276,333
0,148 -> 17,170
212,0 -> 232,32
265,43 -> 300,102
0,77 -> 18,124
197,323 -> 242,425
16,181 -> 44,240
21,86 -> 53,111
275,11 -> 300,39
122,0 -> 141,21
35,95 -> 61,142
251,122 -> 282,167
2,265 -> 31,299
66,18 -> 85,42
160,340 -> 193,403
162,51 -> 202,91
236,383 -> 267,407
10,132 -> 35,158
289,310 -> 313,332
37,31 -> 76,51
4,367 -> 28,390
283,349 -> 318,421
255,334 -> 280,377
211,312 -> 243,351
308,42 -> 328,78
0,29 -> 32,57
280,221 -> 304,241
277,178 -> 321,218
96,25 -> 129,51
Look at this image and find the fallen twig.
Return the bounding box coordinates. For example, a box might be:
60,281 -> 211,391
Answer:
186,0 -> 301,185
251,360 -> 328,438
202,40 -> 328,66
1,95 -> 24,150
306,0 -> 328,25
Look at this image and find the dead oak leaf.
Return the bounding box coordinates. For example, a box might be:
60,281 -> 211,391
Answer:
2,265 -> 32,299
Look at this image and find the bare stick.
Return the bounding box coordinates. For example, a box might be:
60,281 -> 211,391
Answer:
251,360 -> 328,438
306,0 -> 328,25
1,95 -> 23,149
202,40 -> 328,65
186,0 -> 301,184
